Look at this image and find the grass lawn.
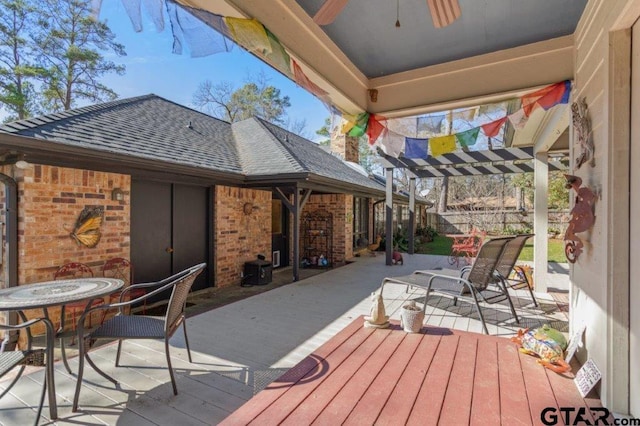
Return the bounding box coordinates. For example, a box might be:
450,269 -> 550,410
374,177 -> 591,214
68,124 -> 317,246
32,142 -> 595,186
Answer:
415,236 -> 566,263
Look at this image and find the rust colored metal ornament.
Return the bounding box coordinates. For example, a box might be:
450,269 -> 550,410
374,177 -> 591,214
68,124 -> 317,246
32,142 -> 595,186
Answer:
564,175 -> 596,263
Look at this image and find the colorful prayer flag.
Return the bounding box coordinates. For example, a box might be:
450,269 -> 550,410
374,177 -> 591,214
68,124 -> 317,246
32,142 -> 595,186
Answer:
481,116 -> 507,138
429,135 -> 456,157
452,108 -> 477,122
455,127 -> 480,148
292,60 -> 328,101
521,80 -> 571,116
224,17 -> 271,54
348,112 -> 369,137
508,108 -> 529,130
416,114 -> 445,134
265,29 -> 291,77
366,115 -> 386,145
378,129 -> 404,157
405,137 -> 428,158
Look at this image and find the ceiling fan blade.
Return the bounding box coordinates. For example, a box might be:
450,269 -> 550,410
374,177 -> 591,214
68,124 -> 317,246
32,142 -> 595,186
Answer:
313,0 -> 350,25
427,0 -> 461,28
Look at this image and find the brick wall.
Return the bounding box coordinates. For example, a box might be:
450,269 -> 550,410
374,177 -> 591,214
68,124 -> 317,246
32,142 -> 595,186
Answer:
4,164 -> 130,336
301,193 -> 353,265
214,186 -> 272,288
330,134 -> 359,163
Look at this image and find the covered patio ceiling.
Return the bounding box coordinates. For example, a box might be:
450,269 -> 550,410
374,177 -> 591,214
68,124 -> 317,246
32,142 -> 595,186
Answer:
179,0 -> 587,118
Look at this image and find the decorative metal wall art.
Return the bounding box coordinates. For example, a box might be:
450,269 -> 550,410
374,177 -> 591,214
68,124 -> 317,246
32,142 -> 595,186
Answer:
564,175 -> 596,263
69,206 -> 104,248
571,97 -> 595,169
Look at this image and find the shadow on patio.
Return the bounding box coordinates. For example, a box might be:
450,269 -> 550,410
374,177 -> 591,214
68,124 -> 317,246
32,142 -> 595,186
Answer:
0,254 -> 571,425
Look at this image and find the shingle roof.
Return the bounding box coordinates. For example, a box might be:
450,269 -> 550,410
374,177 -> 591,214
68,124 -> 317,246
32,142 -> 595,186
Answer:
0,95 -> 385,194
0,95 -> 242,174
247,118 -> 385,192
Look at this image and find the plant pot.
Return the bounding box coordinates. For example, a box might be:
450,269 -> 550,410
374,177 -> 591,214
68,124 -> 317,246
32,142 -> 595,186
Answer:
400,302 -> 425,333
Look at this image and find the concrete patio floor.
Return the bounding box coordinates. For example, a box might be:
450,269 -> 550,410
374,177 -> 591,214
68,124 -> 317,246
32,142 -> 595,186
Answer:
0,254 -> 570,425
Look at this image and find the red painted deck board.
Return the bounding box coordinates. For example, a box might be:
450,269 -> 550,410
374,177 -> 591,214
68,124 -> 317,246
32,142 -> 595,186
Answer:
470,338 -> 500,426
222,316 -> 610,426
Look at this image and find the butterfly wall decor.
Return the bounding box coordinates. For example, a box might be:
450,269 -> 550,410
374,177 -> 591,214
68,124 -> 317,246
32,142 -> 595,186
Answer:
70,206 -> 104,248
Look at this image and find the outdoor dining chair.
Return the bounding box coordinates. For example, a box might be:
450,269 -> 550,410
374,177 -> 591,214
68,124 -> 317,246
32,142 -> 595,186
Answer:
72,263 -> 206,412
493,234 -> 538,307
54,262 -> 103,344
381,236 -> 519,334
0,315 -> 56,425
101,257 -> 146,321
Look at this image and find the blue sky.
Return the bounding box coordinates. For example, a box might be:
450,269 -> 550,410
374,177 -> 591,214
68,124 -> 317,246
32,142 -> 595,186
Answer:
97,0 -> 329,139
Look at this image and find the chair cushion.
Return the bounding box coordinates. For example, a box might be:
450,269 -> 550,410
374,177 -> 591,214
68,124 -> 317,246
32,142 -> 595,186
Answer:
91,315 -> 165,339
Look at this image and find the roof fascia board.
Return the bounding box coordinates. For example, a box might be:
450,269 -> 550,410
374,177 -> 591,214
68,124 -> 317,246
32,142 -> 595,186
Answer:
369,35 -> 574,117
0,133 -> 245,185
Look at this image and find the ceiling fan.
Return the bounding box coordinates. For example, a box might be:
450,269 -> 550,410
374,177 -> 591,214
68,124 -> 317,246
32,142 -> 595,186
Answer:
313,0 -> 461,28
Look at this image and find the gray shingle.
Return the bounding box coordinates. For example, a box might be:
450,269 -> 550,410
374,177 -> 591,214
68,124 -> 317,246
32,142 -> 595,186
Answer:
0,95 -> 242,174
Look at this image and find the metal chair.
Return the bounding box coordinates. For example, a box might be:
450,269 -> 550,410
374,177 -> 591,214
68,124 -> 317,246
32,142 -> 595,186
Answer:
0,314 -> 56,425
54,262 -> 103,344
382,236 -> 519,334
493,234 -> 538,307
101,258 -> 146,321
72,263 -> 206,412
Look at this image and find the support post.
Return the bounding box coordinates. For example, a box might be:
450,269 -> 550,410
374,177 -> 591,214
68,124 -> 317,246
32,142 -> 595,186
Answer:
408,177 -> 416,255
533,151 -> 548,292
292,189 -> 301,282
385,168 -> 393,265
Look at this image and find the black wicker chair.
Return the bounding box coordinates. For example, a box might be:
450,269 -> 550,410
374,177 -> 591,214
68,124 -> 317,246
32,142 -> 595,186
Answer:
0,314 -> 56,425
72,263 -> 206,412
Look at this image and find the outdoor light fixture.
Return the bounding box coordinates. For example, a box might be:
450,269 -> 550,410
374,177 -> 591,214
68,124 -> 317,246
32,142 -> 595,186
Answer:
111,188 -> 125,201
14,160 -> 30,169
0,154 -> 31,169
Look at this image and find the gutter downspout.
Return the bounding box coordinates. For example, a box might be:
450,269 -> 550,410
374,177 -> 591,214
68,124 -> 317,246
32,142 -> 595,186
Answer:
0,173 -> 18,349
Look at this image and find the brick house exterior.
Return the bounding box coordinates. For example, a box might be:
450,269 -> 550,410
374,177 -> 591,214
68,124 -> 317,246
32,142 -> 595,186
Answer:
0,95 -> 392,336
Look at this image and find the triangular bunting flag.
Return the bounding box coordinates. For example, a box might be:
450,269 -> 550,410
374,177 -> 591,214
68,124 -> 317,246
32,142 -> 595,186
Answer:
405,137 -> 428,158
429,135 -> 456,157
455,127 -> 480,148
481,116 -> 507,138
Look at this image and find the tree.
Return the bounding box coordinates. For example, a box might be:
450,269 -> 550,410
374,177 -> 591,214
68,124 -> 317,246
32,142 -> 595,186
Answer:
316,116 -> 331,146
193,75 -> 291,125
34,0 -> 125,111
0,0 -> 43,120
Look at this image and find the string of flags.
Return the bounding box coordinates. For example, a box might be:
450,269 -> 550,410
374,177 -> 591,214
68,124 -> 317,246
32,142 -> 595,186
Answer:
111,1 -> 572,160
342,80 -> 571,159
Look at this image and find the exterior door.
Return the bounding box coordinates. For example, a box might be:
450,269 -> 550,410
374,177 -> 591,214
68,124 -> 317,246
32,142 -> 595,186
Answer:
271,199 -> 289,268
630,19 -> 640,417
131,180 -> 210,302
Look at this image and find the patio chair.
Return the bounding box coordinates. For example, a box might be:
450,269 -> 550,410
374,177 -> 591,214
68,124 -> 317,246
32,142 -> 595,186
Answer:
382,236 -> 519,334
72,263 -> 206,412
493,234 -> 538,307
54,262 -> 103,344
0,315 -> 56,425
101,257 -> 146,322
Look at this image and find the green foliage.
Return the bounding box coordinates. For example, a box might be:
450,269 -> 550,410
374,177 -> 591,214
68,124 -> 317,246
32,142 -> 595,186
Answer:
503,224 -> 533,235
415,225 -> 438,241
316,117 -> 330,146
510,171 -> 569,209
34,0 -> 126,111
0,0 -> 125,116
0,0 -> 46,119
194,74 -> 292,125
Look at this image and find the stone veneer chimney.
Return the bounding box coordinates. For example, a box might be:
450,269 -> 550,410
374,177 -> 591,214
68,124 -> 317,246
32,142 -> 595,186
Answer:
330,133 -> 359,164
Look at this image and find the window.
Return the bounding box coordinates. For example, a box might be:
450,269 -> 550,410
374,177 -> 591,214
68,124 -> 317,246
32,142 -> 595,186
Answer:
353,197 -> 370,248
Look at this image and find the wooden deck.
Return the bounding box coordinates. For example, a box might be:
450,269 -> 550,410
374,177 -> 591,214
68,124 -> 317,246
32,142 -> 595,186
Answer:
221,316 -> 607,426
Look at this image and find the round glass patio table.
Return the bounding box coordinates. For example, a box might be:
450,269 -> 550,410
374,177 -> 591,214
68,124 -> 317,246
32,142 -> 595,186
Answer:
0,278 -> 122,421
0,278 -> 123,311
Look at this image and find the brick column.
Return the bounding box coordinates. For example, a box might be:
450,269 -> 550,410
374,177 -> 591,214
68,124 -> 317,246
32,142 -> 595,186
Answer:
330,133 -> 359,163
